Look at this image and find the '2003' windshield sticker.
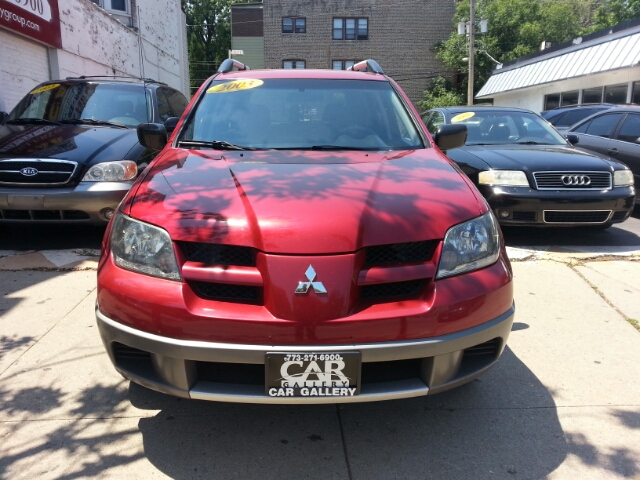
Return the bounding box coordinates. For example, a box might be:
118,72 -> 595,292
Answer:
207,79 -> 264,94
451,112 -> 475,123
30,84 -> 60,95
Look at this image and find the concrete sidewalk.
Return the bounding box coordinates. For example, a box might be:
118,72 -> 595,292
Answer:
0,259 -> 639,479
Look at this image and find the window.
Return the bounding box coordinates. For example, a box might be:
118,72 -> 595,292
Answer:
89,0 -> 129,13
604,83 -> 627,104
583,113 -> 624,138
633,81 -> 640,104
282,17 -> 305,34
616,114 -> 640,143
561,90 -> 579,106
161,88 -> 189,118
156,89 -> 172,122
283,60 -> 305,69
333,18 -> 368,40
425,112 -> 444,134
544,93 -> 560,111
332,60 -> 356,70
583,87 -> 603,104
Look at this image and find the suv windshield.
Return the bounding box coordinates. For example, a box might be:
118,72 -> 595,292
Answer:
7,82 -> 151,127
179,78 -> 423,150
452,110 -> 567,146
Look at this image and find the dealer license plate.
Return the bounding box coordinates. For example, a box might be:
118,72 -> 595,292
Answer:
265,352 -> 361,398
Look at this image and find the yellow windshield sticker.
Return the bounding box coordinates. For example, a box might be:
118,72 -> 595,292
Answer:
30,84 -> 60,95
207,79 -> 264,94
451,112 -> 475,123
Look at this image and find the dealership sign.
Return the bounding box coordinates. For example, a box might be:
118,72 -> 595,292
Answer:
0,0 -> 62,48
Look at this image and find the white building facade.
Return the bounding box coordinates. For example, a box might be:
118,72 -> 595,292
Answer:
476,19 -> 640,113
0,0 -> 189,114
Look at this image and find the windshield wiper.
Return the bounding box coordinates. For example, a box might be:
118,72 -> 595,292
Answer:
516,140 -> 548,145
177,140 -> 255,150
59,118 -> 128,129
6,118 -> 61,126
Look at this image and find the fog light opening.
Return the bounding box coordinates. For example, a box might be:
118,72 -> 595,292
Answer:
103,208 -> 115,220
499,210 -> 510,219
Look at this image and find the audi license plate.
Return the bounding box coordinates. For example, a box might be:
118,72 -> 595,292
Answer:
265,352 -> 361,398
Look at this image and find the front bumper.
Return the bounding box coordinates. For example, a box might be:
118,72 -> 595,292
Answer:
479,185 -> 635,226
0,182 -> 134,224
96,304 -> 515,404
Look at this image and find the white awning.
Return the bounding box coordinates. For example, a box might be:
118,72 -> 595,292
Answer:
476,32 -> 640,98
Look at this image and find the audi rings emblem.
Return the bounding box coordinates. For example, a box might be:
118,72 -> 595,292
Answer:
561,174 -> 591,186
20,167 -> 39,176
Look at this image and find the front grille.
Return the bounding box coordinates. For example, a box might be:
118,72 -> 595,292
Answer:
360,279 -> 424,300
0,160 -> 77,185
365,241 -> 438,266
533,171 -> 611,190
197,362 -> 264,385
0,209 -> 90,220
190,281 -> 262,304
179,242 -> 256,266
361,359 -> 422,384
512,211 -> 536,221
544,210 -> 611,224
463,338 -> 499,358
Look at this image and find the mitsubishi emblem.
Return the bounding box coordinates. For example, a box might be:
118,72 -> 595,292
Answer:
295,265 -> 327,295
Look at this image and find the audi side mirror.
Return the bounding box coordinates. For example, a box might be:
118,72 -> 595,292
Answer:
566,134 -> 579,145
137,123 -> 168,151
434,124 -> 467,151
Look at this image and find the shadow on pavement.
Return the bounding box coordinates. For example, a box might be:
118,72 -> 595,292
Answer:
116,348 -> 571,479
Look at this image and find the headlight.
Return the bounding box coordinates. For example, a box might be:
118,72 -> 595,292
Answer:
478,170 -> 529,187
436,211 -> 501,279
82,161 -> 137,181
614,169 -> 634,186
110,213 -> 181,281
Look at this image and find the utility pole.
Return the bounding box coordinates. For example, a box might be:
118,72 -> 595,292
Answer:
467,0 -> 475,106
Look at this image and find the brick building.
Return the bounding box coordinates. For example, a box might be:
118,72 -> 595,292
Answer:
0,0 -> 189,114
231,0 -> 456,106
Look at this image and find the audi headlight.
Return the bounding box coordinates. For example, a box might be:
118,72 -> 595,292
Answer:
436,211 -> 501,279
478,170 -> 529,187
110,213 -> 180,281
82,161 -> 137,181
614,169 -> 634,186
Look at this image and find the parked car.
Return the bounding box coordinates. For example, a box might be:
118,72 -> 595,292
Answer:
566,105 -> 640,198
96,59 -> 515,404
0,77 -> 189,223
541,103 -> 617,131
421,106 -> 635,228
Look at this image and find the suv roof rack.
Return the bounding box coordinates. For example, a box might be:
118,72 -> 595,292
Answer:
64,75 -> 165,85
218,59 -> 250,74
347,59 -> 384,75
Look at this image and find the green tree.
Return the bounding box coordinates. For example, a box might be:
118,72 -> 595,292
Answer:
181,0 -> 251,92
426,0 -> 600,106
592,0 -> 640,29
417,76 -> 465,111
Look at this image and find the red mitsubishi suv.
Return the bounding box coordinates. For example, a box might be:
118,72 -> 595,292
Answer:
96,59 -> 514,403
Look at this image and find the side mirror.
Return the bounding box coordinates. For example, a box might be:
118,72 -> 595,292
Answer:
0,112 -> 8,125
164,117 -> 180,135
137,123 -> 168,151
434,124 -> 467,151
566,134 -> 579,145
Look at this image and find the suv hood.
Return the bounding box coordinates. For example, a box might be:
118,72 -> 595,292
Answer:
0,124 -> 138,165
453,144 -> 616,171
128,149 -> 485,253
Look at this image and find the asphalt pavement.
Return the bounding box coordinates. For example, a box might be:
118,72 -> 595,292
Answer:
0,213 -> 639,479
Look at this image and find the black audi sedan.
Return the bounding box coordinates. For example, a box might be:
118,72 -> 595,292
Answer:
421,106 -> 635,228
0,77 -> 189,224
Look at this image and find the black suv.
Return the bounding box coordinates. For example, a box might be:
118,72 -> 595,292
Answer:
0,77 -> 189,223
